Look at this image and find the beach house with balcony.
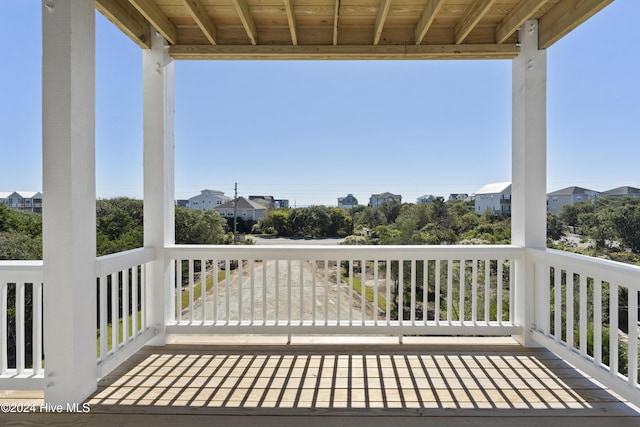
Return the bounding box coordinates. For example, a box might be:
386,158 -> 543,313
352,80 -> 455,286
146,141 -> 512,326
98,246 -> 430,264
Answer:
1,2 -> 639,425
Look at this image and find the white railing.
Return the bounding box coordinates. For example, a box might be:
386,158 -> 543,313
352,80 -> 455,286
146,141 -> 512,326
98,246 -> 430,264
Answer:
530,248 -> 640,407
166,245 -> 523,336
0,261 -> 44,390
95,247 -> 156,377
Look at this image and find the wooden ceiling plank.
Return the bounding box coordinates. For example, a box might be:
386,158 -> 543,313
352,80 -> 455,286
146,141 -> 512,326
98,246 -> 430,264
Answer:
373,0 -> 393,45
182,0 -> 218,45
169,44 -> 519,60
495,0 -> 548,44
96,0 -> 151,49
233,0 -> 258,45
454,0 -> 497,45
284,0 -> 298,45
333,0 -> 340,45
128,0 -> 178,44
539,0 -> 613,49
414,0 -> 446,45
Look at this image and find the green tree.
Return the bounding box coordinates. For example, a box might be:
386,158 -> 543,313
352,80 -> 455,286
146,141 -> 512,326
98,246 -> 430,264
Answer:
611,204 -> 640,253
354,207 -> 387,230
259,209 -> 290,236
96,198 -> 144,255
175,207 -> 227,244
547,213 -> 565,241
380,200 -> 403,224
327,207 -> 352,237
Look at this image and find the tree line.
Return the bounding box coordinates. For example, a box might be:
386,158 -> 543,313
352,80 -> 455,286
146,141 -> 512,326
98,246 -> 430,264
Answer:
550,196 -> 640,265
0,198 -> 231,261
256,199 -> 511,245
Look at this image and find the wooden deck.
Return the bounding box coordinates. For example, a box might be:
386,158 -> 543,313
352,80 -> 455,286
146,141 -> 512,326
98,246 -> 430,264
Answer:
2,337 -> 640,426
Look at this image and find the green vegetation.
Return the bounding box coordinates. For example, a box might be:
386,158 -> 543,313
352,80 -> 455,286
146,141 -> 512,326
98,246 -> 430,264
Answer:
256,205 -> 352,238
340,267 -> 387,312
179,268 -> 226,311
551,196 -> 640,264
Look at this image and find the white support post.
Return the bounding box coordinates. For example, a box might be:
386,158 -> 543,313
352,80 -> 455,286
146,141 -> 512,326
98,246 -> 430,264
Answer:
42,1 -> 97,404
143,30 -> 175,344
512,20 -> 547,347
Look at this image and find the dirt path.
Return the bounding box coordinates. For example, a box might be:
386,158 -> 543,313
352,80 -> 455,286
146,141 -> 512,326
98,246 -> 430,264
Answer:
186,260 -> 379,323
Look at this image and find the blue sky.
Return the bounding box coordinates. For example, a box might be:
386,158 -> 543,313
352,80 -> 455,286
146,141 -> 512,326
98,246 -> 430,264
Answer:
1,0 -> 638,207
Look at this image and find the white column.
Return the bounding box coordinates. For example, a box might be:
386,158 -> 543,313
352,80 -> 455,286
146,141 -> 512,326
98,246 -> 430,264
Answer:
42,0 -> 97,404
512,20 -> 547,347
143,30 -> 175,344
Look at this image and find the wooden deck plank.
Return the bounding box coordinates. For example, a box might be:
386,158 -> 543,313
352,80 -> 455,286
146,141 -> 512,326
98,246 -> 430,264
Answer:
2,341 -> 639,425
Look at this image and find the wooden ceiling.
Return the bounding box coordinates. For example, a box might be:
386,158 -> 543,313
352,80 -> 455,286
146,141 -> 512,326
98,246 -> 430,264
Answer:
96,0 -> 614,60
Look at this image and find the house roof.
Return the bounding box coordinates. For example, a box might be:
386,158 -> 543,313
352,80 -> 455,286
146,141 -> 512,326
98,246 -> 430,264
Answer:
93,1 -> 614,61
0,192 -> 11,199
11,191 -> 42,199
371,192 -> 401,199
602,186 -> 640,197
199,189 -> 225,195
475,182 -> 511,195
547,186 -> 598,197
216,197 -> 266,211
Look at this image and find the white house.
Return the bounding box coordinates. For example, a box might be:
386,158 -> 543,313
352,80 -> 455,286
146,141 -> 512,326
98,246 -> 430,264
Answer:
448,193 -> 469,202
338,194 -> 358,209
4,191 -> 43,213
474,182 -> 511,216
187,189 -> 232,212
546,186 -> 599,214
214,197 -> 267,221
369,192 -> 402,208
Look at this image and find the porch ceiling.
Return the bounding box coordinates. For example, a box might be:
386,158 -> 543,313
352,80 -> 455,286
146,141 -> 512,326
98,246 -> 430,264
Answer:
95,0 -> 613,60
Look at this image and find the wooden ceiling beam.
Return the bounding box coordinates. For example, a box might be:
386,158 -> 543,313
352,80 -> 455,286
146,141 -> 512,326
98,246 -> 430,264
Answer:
128,0 -> 178,44
539,0 -> 613,49
373,0 -> 393,45
169,44 -> 519,61
454,0 -> 497,45
182,0 -> 218,45
284,0 -> 298,45
414,0 -> 446,45
96,0 -> 151,49
233,0 -> 258,46
495,0 -> 547,44
333,0 -> 340,45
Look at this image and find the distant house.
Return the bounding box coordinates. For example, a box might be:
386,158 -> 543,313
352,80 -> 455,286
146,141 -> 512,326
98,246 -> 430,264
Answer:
602,186 -> 640,198
338,194 -> 358,210
214,197 -> 267,221
5,191 -> 43,213
546,186 -> 600,214
188,189 -> 232,212
416,194 -> 436,204
175,200 -> 188,208
448,193 -> 469,202
474,182 -> 511,216
249,195 -> 277,210
275,199 -> 290,209
369,192 -> 402,208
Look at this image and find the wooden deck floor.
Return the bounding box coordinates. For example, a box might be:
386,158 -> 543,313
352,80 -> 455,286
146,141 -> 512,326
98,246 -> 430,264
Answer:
3,337 -> 640,426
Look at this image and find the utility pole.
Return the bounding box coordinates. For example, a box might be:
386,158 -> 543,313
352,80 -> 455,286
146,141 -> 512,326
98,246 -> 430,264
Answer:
233,182 -> 238,243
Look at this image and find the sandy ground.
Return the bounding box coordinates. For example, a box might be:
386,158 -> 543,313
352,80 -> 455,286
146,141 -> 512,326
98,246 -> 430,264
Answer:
185,259 -> 379,323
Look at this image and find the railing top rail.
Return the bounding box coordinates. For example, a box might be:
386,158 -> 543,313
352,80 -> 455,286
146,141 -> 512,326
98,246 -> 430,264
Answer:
95,247 -> 156,277
0,260 -> 43,269
166,244 -> 523,260
528,247 -> 640,288
0,260 -> 43,283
